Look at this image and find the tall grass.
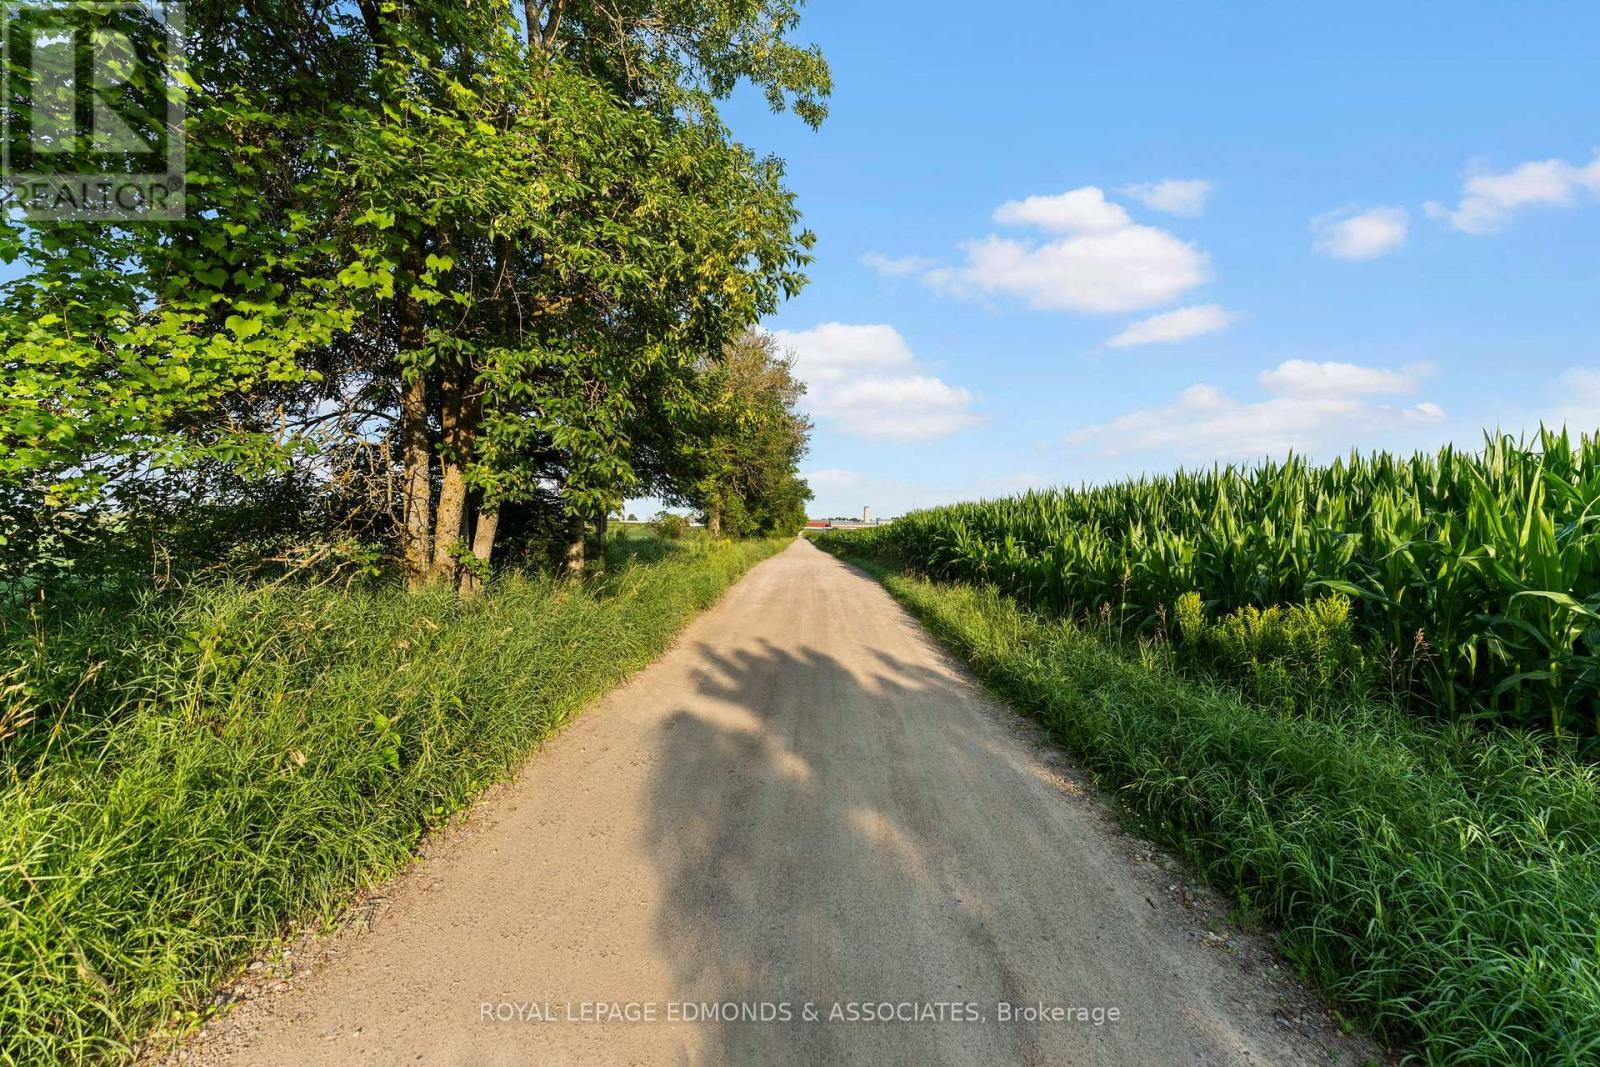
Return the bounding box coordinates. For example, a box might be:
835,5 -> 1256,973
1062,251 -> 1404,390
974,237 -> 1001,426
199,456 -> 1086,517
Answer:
823,547 -> 1600,1064
842,430 -> 1600,736
0,535 -> 783,1063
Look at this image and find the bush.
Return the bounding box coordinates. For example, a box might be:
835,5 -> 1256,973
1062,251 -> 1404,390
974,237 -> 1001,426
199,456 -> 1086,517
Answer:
1173,591 -> 1372,713
651,511 -> 692,540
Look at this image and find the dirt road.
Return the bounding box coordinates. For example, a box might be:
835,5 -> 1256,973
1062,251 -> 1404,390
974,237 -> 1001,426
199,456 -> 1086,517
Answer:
185,539 -> 1371,1066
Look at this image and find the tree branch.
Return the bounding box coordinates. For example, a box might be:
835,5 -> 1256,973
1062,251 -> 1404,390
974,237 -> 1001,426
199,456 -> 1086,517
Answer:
541,0 -> 565,53
525,0 -> 565,56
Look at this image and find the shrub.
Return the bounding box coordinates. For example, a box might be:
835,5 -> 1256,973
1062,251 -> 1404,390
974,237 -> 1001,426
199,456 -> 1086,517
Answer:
1174,591 -> 1372,713
651,511 -> 692,540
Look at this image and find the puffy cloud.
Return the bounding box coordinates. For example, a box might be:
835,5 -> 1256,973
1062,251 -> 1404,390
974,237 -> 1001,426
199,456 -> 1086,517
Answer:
1425,154 -> 1600,234
871,185 -> 1215,316
1312,206 -> 1410,260
1118,179 -> 1213,217
770,323 -> 980,441
1066,360 -> 1444,460
773,322 -> 914,385
823,375 -> 980,441
1258,359 -> 1432,396
1105,304 -> 1239,349
927,222 -> 1210,315
992,187 -> 1132,233
861,252 -> 938,277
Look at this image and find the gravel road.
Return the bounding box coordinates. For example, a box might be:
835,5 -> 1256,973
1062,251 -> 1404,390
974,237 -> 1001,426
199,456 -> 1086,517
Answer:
178,538 -> 1375,1066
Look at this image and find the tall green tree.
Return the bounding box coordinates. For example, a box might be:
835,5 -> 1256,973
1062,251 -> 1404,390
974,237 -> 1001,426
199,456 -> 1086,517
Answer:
660,329 -> 813,537
1,0 -> 830,590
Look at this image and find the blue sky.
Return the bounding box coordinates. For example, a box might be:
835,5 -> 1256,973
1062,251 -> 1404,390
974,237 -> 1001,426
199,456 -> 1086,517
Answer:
678,0 -> 1600,519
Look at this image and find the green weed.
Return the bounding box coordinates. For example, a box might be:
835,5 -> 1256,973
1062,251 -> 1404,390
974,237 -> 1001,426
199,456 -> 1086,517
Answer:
827,553 -> 1600,1065
0,537 -> 783,1063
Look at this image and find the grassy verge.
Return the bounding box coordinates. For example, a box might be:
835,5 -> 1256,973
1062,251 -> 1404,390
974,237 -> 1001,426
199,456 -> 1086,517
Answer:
0,535 -> 784,1063
815,536 -> 1600,1065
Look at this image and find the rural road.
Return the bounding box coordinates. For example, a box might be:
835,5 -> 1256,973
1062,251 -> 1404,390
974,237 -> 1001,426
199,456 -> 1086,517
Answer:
186,539 -> 1370,1066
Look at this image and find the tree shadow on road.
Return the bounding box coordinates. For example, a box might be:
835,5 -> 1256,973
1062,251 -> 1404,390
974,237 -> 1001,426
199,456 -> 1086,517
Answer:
639,637 -> 1066,1066
618,547 -> 1333,1065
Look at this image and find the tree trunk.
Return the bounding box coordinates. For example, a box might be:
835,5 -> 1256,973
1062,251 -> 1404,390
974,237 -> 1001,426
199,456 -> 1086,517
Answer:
398,322 -> 432,590
431,369 -> 470,581
473,507 -> 499,564
563,509 -> 585,580
707,506 -> 721,538
524,0 -> 564,55
432,467 -> 467,578
459,504 -> 499,598
595,511 -> 609,542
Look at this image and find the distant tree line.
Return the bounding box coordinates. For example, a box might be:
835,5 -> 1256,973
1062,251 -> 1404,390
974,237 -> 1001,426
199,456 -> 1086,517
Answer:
0,0 -> 826,591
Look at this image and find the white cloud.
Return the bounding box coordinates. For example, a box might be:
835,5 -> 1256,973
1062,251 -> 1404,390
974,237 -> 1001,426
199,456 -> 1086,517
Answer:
771,322 -> 914,386
825,376 -> 980,441
1066,359 -> 1445,460
1118,179 -> 1213,217
861,252 -> 937,277
1258,358 -> 1432,396
871,185 -> 1216,316
770,323 -> 981,441
993,188 -> 1132,233
1105,304 -> 1238,349
1412,401 -> 1447,423
1426,154 -> 1600,234
927,222 -> 1210,315
1312,206 -> 1409,260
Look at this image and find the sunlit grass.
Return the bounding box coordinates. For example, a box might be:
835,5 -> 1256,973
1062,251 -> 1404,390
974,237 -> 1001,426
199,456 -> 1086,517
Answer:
0,535 -> 784,1063
820,542 -> 1600,1065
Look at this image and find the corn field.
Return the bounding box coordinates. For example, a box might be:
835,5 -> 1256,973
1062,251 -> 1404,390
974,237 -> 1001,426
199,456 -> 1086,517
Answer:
865,429 -> 1600,737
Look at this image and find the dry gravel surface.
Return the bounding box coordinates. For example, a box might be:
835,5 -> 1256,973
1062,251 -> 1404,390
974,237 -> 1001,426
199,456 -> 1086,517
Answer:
172,539 -> 1381,1066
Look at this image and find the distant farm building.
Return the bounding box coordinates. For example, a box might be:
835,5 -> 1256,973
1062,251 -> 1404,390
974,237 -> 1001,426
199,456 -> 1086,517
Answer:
806,507 -> 892,530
